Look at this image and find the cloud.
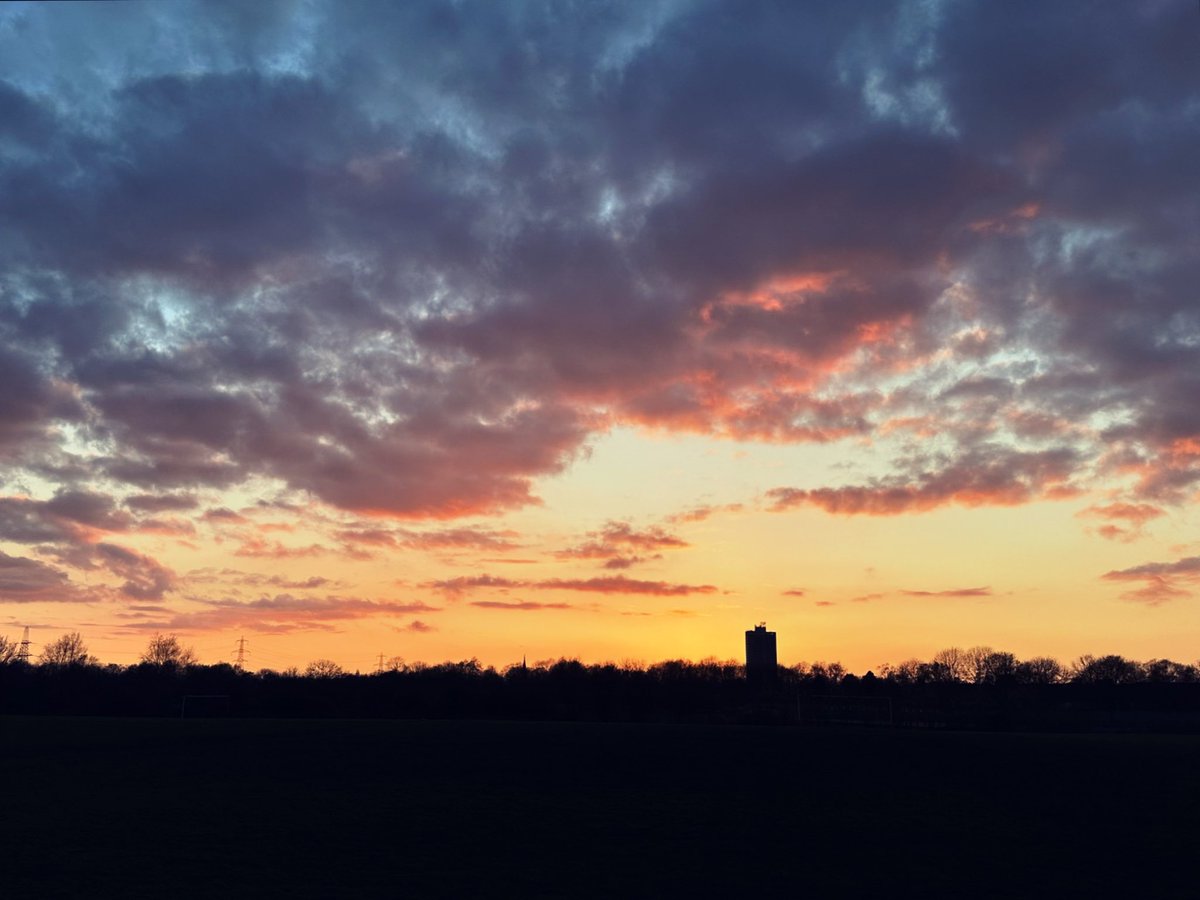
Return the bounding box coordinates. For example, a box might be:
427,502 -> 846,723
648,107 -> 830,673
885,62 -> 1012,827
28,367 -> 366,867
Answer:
667,503 -> 744,524
535,576 -> 717,596
0,489 -> 178,600
1102,555 -> 1200,605
93,543 -> 176,600
203,507 -> 249,524
469,600 -> 575,611
1078,502 -> 1166,542
781,588 -> 806,597
130,594 -> 441,633
233,537 -> 329,559
835,586 -> 994,603
0,0 -> 1193,535
561,521 -> 687,554
337,525 -> 522,553
899,586 -> 992,598
767,447 -> 1081,516
1104,556 -> 1200,581
0,491 -> 132,544
0,551 -> 96,603
125,493 -> 200,513
425,572 -> 717,597
601,556 -> 657,570
424,574 -> 523,596
204,571 -> 334,591
133,516 -> 197,538
554,520 -> 687,569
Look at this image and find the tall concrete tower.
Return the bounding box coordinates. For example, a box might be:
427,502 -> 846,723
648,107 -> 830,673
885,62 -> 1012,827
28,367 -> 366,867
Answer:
745,622 -> 777,680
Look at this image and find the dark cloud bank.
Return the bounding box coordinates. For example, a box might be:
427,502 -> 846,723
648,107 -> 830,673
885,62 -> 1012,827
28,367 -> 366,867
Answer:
0,1 -> 1196,602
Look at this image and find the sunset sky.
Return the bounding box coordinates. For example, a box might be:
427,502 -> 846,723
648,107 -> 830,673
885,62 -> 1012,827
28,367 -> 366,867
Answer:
0,1 -> 1197,673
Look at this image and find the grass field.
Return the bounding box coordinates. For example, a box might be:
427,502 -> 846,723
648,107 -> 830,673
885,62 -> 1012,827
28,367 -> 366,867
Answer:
2,717 -> 1197,897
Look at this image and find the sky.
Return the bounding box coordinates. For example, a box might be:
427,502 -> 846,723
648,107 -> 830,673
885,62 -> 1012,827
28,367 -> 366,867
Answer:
0,0 -> 1197,673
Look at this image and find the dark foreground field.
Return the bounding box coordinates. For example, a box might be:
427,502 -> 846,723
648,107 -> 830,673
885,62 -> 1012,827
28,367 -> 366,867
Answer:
2,718 -> 1197,898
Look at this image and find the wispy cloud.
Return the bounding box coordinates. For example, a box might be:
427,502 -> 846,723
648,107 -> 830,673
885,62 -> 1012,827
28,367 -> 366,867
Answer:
426,573 -> 718,598
768,448 -> 1081,516
554,521 -> 687,569
900,586 -> 993,598
1103,556 -> 1200,604
125,595 -> 441,633
470,600 -> 575,611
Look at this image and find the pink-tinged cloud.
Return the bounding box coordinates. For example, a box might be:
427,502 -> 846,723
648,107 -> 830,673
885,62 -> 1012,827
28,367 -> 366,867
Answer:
203,507 -> 249,524
0,1 -> 1195,533
851,593 -> 884,603
94,543 -> 176,601
767,447 -> 1081,515
667,503 -> 744,524
1079,502 -> 1166,542
425,573 -> 718,597
782,588 -> 806,597
335,528 -> 399,547
814,600 -> 835,607
424,574 -> 523,595
1102,555 -> 1200,605
198,571 -> 334,590
470,600 -> 575,611
401,620 -> 434,633
555,521 -> 687,568
601,555 -> 660,570
0,551 -> 98,603
133,517 -> 197,538
534,576 -> 717,596
1103,556 -> 1200,581
900,586 -> 993,598
1113,577 -> 1190,605
399,527 -> 522,552
337,526 -> 522,553
131,594 -> 441,633
233,537 -> 329,559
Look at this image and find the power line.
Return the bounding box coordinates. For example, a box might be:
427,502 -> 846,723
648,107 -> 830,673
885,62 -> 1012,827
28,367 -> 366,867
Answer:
234,636 -> 249,670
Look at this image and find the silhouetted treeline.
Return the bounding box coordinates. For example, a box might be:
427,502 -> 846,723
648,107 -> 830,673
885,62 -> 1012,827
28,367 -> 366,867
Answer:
3,642 -> 1200,731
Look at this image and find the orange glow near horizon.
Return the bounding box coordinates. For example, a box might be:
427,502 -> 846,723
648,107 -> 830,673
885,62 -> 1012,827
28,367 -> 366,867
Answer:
8,428 -> 1198,674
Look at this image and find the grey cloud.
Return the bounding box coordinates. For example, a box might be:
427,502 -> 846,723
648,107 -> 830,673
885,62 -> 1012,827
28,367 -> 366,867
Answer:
0,0 -> 1193,524
0,551 -> 86,603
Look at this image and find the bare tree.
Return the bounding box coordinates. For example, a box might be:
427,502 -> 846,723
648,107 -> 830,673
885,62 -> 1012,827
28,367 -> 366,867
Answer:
1016,656 -> 1064,685
140,633 -> 198,668
931,647 -> 970,682
39,632 -> 96,667
881,659 -> 921,684
1071,654 -> 1143,684
1142,658 -> 1198,683
809,661 -> 846,684
964,646 -> 996,684
975,651 -> 1018,685
305,659 -> 345,678
0,635 -> 19,665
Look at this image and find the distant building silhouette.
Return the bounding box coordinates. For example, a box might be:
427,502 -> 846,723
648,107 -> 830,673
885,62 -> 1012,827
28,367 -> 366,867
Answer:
745,623 -> 777,682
